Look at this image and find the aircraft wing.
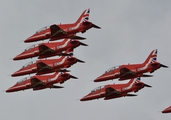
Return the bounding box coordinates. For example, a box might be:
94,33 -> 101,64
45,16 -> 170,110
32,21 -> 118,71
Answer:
105,87 -> 120,97
39,44 -> 55,55
50,24 -> 67,38
37,62 -> 52,72
120,67 -> 135,78
31,77 -> 46,88
69,35 -> 86,40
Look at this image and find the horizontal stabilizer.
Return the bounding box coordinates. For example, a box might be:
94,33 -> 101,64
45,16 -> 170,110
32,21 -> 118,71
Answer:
160,63 -> 168,68
70,40 -> 88,46
79,41 -> 88,46
70,35 -> 86,40
142,74 -> 153,77
91,23 -> 101,29
60,52 -> 73,56
70,75 -> 78,79
76,58 -> 85,63
126,94 -> 137,97
51,85 -> 64,89
144,83 -> 152,87
59,69 -> 70,72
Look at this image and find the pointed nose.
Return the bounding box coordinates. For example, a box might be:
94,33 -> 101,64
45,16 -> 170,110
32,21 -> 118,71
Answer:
13,55 -> 21,60
11,71 -> 20,77
6,89 -> 12,93
13,56 -> 19,60
94,76 -> 105,82
162,110 -> 169,113
24,34 -> 44,43
80,96 -> 88,101
6,87 -> 14,93
24,36 -> 36,43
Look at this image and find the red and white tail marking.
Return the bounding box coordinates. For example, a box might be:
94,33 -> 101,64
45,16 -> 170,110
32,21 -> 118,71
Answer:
75,8 -> 90,25
144,49 -> 158,65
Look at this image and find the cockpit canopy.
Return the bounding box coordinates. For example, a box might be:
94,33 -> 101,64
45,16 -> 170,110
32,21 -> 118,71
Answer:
17,77 -> 30,84
22,61 -> 37,68
24,44 -> 38,51
91,85 -> 105,93
36,26 -> 50,33
105,65 -> 120,73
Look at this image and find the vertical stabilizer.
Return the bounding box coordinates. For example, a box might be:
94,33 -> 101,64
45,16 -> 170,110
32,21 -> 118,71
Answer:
143,49 -> 157,65
75,8 -> 90,25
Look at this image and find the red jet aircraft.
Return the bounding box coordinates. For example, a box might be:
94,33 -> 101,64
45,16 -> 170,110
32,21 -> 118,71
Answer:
7,72 -> 78,92
94,49 -> 168,82
11,56 -> 84,77
13,38 -> 88,60
24,8 -> 100,43
162,106 -> 171,113
80,77 -> 151,101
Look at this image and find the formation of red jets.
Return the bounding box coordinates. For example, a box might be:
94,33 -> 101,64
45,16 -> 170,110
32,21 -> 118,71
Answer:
7,8 -> 100,92
7,8 -> 170,114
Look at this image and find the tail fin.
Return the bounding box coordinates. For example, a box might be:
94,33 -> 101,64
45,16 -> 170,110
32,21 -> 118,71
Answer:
135,77 -> 141,83
143,49 -> 157,65
127,77 -> 140,85
75,8 -> 90,25
125,77 -> 139,89
61,49 -> 74,56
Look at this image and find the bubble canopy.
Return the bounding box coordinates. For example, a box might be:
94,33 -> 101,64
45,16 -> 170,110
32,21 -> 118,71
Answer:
36,26 -> 50,33
25,44 -> 39,51
105,65 -> 120,73
91,85 -> 106,93
17,77 -> 30,84
22,61 -> 37,68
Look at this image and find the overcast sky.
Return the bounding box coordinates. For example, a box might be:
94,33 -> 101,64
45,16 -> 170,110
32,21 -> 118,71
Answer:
1,0 -> 171,120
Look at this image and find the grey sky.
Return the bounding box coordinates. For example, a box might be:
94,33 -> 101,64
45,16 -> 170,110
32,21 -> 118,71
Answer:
1,0 -> 171,120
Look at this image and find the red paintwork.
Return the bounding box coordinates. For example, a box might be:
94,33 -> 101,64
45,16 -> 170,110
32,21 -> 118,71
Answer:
11,56 -> 84,77
24,8 -> 100,43
80,78 -> 150,101
162,106 -> 171,113
13,38 -> 87,60
94,49 -> 168,82
6,72 -> 77,92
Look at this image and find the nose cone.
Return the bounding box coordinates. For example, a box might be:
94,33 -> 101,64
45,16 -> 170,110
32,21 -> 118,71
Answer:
94,76 -> 103,82
13,56 -> 19,60
94,75 -> 107,82
94,73 -> 117,82
162,107 -> 171,113
24,33 -> 48,43
13,54 -> 22,60
6,86 -> 16,93
80,95 -> 89,101
6,88 -> 13,93
11,71 -> 20,77
24,35 -> 38,43
162,110 -> 170,113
